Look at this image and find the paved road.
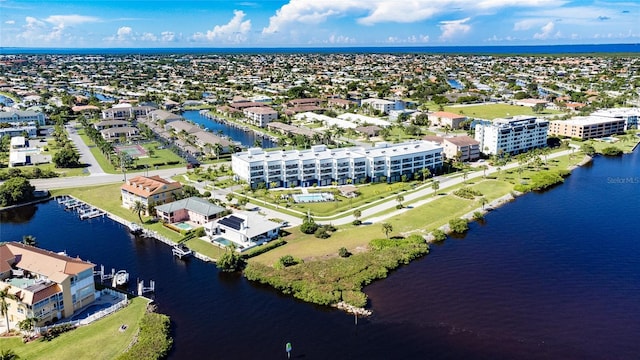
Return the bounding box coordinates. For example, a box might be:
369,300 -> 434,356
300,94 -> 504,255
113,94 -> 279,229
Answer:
66,122 -> 106,176
32,148 -> 577,229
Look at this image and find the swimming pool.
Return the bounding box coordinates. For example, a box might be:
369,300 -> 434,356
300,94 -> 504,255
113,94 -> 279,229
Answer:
292,193 -> 334,203
175,222 -> 193,231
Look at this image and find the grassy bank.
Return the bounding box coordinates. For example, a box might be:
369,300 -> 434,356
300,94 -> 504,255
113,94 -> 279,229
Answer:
245,235 -> 429,307
0,297 -> 149,360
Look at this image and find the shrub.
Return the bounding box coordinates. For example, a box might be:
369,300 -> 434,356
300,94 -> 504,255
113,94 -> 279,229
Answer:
242,239 -> 286,259
300,218 -> 318,234
514,170 -> 564,192
278,255 -> 299,267
472,211 -> 484,221
396,204 -> 403,209
116,310 -> 172,360
216,247 -> 244,272
314,228 -> 330,239
352,219 -> 362,226
453,187 -> 482,199
449,218 -> 469,234
601,146 -> 622,156
431,229 -> 446,242
338,247 -> 351,258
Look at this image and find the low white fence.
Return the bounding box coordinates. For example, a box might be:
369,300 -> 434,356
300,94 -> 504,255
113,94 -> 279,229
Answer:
35,289 -> 128,334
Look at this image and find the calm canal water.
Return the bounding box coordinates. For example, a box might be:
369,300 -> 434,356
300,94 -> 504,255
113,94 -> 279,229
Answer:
182,110 -> 276,148
1,149 -> 638,359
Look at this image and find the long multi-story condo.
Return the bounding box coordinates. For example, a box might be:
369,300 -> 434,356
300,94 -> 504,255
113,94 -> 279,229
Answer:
0,242 -> 96,328
474,115 -> 548,156
0,110 -> 46,126
548,116 -> 626,140
232,140 -> 443,188
590,108 -> 639,130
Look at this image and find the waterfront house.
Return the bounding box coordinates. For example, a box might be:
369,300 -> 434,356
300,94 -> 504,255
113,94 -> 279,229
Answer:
0,242 -> 96,328
203,213 -> 282,251
121,175 -> 183,214
155,196 -> 226,225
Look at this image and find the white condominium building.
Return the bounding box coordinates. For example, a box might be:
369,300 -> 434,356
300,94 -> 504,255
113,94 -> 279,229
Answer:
590,108 -> 639,130
0,110 -> 46,126
361,98 -> 396,115
475,115 -> 549,156
232,141 -> 443,188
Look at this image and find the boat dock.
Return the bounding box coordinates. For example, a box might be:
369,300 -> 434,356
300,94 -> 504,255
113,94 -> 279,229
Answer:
57,195 -> 105,220
55,196 -> 215,263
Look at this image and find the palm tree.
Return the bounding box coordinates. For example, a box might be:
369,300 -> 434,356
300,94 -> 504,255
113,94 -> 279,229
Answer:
0,286 -> 16,335
131,200 -> 146,222
18,316 -> 38,338
381,223 -> 393,239
480,164 -> 489,178
0,349 -> 19,360
431,180 -> 440,196
396,195 -> 404,208
21,235 -> 37,247
479,197 -> 488,209
353,209 -> 361,222
212,143 -> 223,160
421,167 -> 431,182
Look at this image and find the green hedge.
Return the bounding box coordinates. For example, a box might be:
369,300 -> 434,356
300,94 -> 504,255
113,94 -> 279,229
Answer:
241,239 -> 286,259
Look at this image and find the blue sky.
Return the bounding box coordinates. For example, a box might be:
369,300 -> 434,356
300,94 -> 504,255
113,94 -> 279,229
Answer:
0,0 -> 638,47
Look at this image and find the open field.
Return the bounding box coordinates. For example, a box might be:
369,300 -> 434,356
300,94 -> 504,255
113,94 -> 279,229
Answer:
0,297 -> 148,360
443,103 -> 564,119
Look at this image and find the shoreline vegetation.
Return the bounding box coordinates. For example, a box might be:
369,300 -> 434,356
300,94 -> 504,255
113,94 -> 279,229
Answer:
0,298 -> 171,360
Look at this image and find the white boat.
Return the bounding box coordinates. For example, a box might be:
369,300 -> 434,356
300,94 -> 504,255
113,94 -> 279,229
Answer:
112,270 -> 129,287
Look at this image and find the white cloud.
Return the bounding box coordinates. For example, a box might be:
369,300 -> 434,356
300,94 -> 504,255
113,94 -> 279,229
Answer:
439,17 -> 471,40
4,20 -> 15,25
44,15 -> 99,27
385,34 -> 430,43
161,31 -> 176,42
328,34 -> 355,44
116,26 -> 133,40
533,21 -> 554,39
192,10 -> 251,43
262,0 -> 560,34
14,14 -> 99,44
105,26 -> 135,42
140,32 -> 157,42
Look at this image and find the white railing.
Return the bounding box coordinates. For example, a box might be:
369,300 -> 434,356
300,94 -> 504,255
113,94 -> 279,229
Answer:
35,289 -> 128,334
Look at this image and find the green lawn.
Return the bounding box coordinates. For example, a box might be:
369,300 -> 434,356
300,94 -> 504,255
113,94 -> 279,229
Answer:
183,237 -> 226,260
443,103 -> 563,119
570,137 -> 639,154
76,129 -> 186,174
0,297 -> 149,360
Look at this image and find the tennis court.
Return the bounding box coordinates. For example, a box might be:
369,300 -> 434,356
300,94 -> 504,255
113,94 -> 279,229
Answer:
115,144 -> 148,158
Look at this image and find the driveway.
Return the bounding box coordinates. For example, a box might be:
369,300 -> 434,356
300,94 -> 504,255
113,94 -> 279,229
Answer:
67,121 -> 106,176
